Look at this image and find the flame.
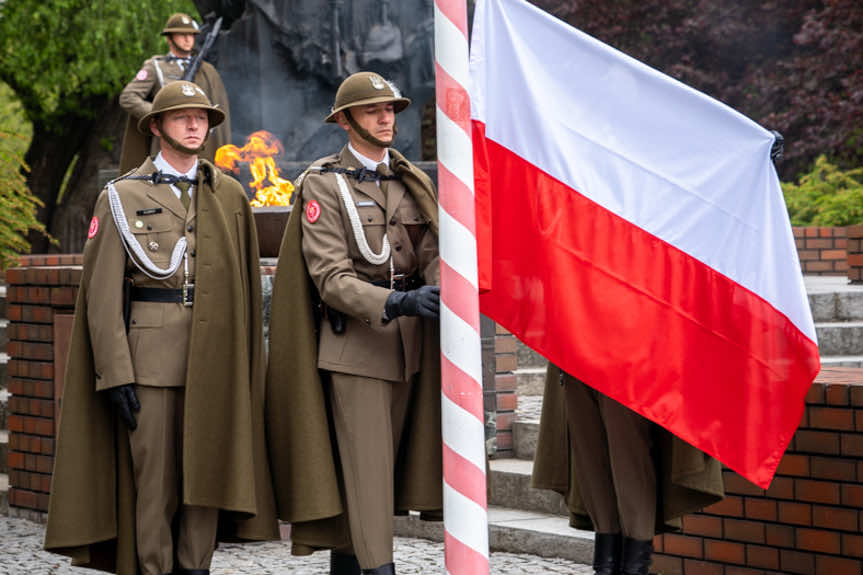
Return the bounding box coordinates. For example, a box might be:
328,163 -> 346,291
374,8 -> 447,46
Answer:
215,130 -> 294,207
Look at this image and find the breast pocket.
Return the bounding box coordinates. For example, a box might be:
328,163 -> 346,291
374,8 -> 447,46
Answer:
129,214 -> 179,264
356,205 -> 387,254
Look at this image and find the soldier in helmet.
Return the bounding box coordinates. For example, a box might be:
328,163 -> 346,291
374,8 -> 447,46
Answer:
44,81 -> 278,575
118,12 -> 231,173
266,71 -> 443,575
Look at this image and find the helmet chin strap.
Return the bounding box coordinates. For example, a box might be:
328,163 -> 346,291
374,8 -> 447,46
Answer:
156,117 -> 208,155
344,109 -> 397,149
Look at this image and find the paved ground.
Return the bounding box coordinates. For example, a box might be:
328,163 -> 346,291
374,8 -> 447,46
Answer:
0,516 -> 592,574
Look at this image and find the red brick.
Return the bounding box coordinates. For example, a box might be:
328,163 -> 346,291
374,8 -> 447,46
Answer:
779,501 -> 812,526
725,567 -> 769,575
704,495 -> 744,517
796,528 -> 841,554
495,354 -> 516,372
495,323 -> 510,335
681,514 -> 723,538
7,451 -> 25,470
780,549 -> 816,574
6,340 -> 54,361
819,227 -> 836,237
650,554 -> 682,575
746,544 -> 779,570
10,488 -> 37,509
804,227 -> 819,238
852,387 -> 863,407
50,286 -> 77,306
724,518 -> 765,543
822,248 -> 846,260
841,433 -> 863,457
806,261 -> 834,272
826,384 -> 851,405
776,453 -> 810,477
843,484 -> 863,507
494,335 -> 517,354
842,533 -> 863,558
813,505 -> 858,532
766,524 -> 795,548
704,539 -> 745,564
805,384 -> 826,405
745,498 -> 777,521
809,406 -> 855,430
795,479 -> 841,505
6,304 -> 53,324
793,227 -> 805,238
809,455 -> 857,481
494,430 -> 512,451
662,533 -> 703,558
850,253 -> 863,266
796,238 -> 805,249
815,555 -> 862,575
8,323 -> 54,342
7,359 -> 54,380
682,559 -> 722,575
494,373 -> 516,392
764,476 -> 794,500
794,430 -> 840,454
496,393 -> 517,411
495,412 -> 514,431
723,470 -> 764,496
7,378 -> 54,399
835,260 -> 850,272
653,534 -> 664,553
857,410 -> 863,432
798,250 -> 820,261
805,238 -> 833,249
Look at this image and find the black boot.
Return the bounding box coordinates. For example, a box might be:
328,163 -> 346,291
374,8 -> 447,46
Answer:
620,537 -> 653,575
174,570 -> 209,575
362,563 -> 395,575
593,533 -> 621,575
330,551 -> 362,575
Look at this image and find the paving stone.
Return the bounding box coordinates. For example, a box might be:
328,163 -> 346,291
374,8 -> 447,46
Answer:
0,515 -> 593,574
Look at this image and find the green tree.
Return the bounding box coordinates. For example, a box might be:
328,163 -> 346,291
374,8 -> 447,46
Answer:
0,0 -> 197,253
782,156 -> 863,226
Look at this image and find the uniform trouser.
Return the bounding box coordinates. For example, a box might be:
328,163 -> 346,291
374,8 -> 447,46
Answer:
328,373 -> 414,570
128,386 -> 219,575
564,377 -> 657,541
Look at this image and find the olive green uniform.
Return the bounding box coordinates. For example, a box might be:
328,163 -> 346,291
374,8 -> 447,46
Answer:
298,146 -> 439,568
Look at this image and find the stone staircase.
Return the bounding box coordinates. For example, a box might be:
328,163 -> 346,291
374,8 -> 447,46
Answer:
1,284 -> 8,514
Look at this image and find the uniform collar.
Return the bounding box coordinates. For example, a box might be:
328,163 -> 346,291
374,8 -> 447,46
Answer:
347,142 -> 390,173
154,152 -> 198,181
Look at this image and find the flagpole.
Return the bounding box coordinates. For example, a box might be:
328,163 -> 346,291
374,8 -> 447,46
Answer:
434,0 -> 490,573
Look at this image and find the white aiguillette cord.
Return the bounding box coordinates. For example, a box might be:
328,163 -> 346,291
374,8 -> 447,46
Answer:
107,182 -> 186,280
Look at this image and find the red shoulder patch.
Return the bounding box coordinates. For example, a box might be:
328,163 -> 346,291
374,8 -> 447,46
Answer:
87,216 -> 100,239
306,199 -> 321,223
135,68 -> 148,81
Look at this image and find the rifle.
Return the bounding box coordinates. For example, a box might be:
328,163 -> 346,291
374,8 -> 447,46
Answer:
182,16 -> 223,82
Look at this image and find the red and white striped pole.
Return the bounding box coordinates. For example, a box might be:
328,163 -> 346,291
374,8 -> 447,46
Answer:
434,1 -> 490,574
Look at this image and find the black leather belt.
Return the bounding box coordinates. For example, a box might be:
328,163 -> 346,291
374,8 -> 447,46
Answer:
371,274 -> 423,291
131,286 -> 194,306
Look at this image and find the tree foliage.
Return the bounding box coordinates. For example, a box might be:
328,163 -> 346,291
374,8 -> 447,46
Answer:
531,0 -> 863,180
782,156 -> 863,226
0,0 -> 197,129
0,83 -> 45,269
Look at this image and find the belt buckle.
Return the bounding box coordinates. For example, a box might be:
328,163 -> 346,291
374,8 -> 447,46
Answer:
182,282 -> 194,307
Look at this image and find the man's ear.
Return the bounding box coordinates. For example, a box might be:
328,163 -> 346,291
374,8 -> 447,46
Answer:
150,118 -> 161,138
335,111 -> 351,133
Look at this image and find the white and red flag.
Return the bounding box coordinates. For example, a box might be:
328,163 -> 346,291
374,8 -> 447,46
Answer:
470,0 -> 820,488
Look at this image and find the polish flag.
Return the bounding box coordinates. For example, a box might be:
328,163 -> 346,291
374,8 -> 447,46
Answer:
470,0 -> 820,488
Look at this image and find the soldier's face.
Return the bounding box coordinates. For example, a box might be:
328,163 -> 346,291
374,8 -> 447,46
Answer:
170,33 -> 196,55
156,108 -> 209,151
346,103 -> 396,142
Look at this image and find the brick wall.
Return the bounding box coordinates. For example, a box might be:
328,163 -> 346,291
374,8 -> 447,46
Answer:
793,227 -> 848,276
5,254 -> 82,515
493,324 -> 517,455
652,368 -> 863,575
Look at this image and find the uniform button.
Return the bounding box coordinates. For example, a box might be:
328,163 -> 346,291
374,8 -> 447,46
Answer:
131,319 -> 137,325
367,217 -> 373,222
395,245 -> 402,252
147,225 -> 153,230
190,250 -> 196,257
389,217 -> 396,226
187,225 -> 194,232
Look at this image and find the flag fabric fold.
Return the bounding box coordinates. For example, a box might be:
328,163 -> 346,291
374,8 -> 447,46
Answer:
470,0 -> 820,488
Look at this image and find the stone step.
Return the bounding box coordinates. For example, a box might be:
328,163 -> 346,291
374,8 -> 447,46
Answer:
513,419 -> 540,461
820,355 -> 863,368
489,458 -> 568,516
0,430 -> 6,475
515,366 -> 546,396
815,322 -> 863,356
805,277 -> 863,322
394,505 -> 593,564
0,473 -> 7,515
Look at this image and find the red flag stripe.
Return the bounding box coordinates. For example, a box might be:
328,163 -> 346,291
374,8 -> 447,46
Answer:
444,531 -> 490,575
443,444 -> 488,508
441,354 -> 485,422
440,260 -> 481,332
435,0 -> 469,39
435,63 -> 472,136
474,124 -> 820,488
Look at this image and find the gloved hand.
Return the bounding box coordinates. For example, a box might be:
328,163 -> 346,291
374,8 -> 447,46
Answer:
770,130 -> 784,163
385,285 -> 441,320
105,384 -> 141,430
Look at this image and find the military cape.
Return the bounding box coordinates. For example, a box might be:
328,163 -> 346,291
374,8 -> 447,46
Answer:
266,148 -> 443,553
119,61 -> 231,173
531,364 -> 725,533
44,160 -> 279,574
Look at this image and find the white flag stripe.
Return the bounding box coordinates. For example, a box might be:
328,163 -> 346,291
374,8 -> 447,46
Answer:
444,482 -> 491,557
442,392 -> 487,472
439,209 -> 479,289
434,4 -> 471,87
469,0 -> 815,342
440,301 -> 483,384
436,107 -> 475,190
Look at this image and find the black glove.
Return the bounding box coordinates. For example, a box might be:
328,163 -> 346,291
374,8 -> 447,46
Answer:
105,384 -> 141,430
385,285 -> 441,320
